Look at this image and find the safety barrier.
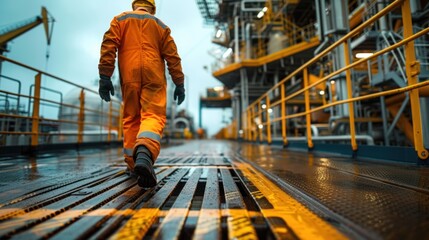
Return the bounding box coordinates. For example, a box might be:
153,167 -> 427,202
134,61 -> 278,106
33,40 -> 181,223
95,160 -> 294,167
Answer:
243,0 -> 429,159
0,55 -> 122,148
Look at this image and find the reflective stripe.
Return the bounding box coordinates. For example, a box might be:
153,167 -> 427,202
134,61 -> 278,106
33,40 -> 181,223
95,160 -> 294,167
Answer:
138,131 -> 161,142
117,14 -> 167,29
123,148 -> 133,157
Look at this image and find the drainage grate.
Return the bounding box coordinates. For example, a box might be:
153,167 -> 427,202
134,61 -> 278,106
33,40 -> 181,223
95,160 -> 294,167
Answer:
0,153 -> 346,239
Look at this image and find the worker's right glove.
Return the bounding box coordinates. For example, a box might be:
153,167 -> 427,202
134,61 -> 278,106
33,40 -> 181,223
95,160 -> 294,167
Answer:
99,75 -> 115,102
174,83 -> 185,105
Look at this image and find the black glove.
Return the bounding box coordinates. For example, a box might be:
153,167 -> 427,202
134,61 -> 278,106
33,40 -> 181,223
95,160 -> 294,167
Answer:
99,75 -> 115,102
174,83 -> 185,105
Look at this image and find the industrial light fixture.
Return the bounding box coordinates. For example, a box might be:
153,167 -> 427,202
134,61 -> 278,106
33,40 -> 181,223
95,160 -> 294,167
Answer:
319,90 -> 325,95
215,29 -> 222,38
330,80 -> 336,85
213,86 -> 224,91
267,108 -> 273,114
261,104 -> 267,109
257,7 -> 267,19
239,130 -> 244,135
258,124 -> 264,129
355,52 -> 374,59
222,48 -> 233,59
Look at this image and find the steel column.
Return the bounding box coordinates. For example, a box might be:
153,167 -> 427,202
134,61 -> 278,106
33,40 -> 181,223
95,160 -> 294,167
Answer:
31,73 -> 42,146
78,89 -> 85,144
344,41 -> 357,151
281,84 -> 287,146
401,0 -> 428,159
303,68 -> 313,149
266,95 -> 271,144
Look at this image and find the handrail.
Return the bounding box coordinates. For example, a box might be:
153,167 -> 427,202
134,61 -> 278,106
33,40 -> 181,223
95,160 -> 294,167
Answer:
243,0 -> 429,159
0,55 -> 119,98
0,55 -> 122,147
249,0 -> 404,106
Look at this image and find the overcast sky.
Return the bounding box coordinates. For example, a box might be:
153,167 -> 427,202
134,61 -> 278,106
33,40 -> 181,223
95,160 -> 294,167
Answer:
0,0 -> 232,136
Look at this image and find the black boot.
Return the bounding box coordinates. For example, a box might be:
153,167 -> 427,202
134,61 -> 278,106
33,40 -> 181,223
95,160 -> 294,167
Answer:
134,146 -> 157,188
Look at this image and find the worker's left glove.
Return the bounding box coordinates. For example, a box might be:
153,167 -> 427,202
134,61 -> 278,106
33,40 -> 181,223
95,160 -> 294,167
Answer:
99,75 -> 115,102
174,83 -> 185,105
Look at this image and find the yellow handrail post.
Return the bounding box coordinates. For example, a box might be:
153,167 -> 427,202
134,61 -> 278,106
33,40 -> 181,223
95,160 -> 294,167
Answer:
344,41 -> 358,151
108,101 -> 112,142
401,0 -> 429,159
118,103 -> 123,141
258,102 -> 263,142
251,106 -> 254,142
31,73 -> 41,146
247,109 -> 251,141
266,95 -> 272,144
303,68 -> 314,149
77,89 -> 85,144
281,83 -> 288,146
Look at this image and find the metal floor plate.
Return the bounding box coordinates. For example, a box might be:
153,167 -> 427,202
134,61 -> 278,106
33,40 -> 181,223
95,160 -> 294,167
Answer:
2,140 -> 429,239
238,143 -> 429,239
0,141 -> 345,240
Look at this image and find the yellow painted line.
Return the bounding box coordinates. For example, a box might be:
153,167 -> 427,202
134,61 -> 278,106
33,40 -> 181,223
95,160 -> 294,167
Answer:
227,209 -> 258,240
234,161 -> 348,240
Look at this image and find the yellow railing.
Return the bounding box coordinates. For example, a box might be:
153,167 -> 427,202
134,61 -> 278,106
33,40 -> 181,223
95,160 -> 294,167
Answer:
254,0 -> 317,58
0,55 -> 122,148
243,0 -> 429,159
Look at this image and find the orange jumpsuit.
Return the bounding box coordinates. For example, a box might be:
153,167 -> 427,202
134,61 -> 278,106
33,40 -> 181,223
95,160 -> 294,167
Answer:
99,9 -> 184,169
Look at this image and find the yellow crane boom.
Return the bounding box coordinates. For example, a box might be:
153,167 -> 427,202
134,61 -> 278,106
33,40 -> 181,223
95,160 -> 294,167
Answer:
0,7 -> 53,55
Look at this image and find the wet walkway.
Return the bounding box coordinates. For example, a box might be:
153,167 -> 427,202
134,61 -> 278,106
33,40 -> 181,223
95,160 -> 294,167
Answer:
1,140 -> 429,239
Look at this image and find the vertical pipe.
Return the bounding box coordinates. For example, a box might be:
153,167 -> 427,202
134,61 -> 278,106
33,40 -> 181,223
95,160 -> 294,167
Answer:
31,73 -> 42,146
303,68 -> 313,149
171,99 -> 176,134
247,107 -> 253,142
234,16 -> 240,63
240,68 -> 248,137
108,101 -> 112,142
281,84 -> 287,146
199,100 -> 202,129
77,89 -> 85,144
377,0 -> 388,31
258,102 -> 263,142
380,96 -> 390,146
344,41 -> 358,151
331,0 -> 350,117
245,23 -> 253,59
266,95 -> 271,144
251,106 -> 254,142
246,109 -> 250,141
118,103 -> 123,141
410,0 -> 419,13
401,0 -> 428,159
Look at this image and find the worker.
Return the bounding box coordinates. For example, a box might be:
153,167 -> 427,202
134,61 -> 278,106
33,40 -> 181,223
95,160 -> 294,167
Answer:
98,0 -> 185,188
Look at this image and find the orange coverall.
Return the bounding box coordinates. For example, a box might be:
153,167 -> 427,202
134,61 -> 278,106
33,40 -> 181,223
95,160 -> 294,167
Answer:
99,9 -> 184,169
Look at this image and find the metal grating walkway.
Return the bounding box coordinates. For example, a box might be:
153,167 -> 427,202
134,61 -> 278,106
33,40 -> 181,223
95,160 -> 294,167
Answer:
3,140 -> 429,239
0,143 -> 345,240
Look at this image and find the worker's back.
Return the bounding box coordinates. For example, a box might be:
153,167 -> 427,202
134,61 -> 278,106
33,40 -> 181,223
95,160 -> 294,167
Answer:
116,11 -> 167,60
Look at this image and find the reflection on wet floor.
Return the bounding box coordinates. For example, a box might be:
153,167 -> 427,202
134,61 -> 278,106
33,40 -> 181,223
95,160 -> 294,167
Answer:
238,142 -> 429,239
1,140 -> 429,239
0,148 -> 123,184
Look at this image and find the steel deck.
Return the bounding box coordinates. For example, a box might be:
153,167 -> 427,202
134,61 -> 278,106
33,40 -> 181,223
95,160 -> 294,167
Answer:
1,140 -> 429,239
